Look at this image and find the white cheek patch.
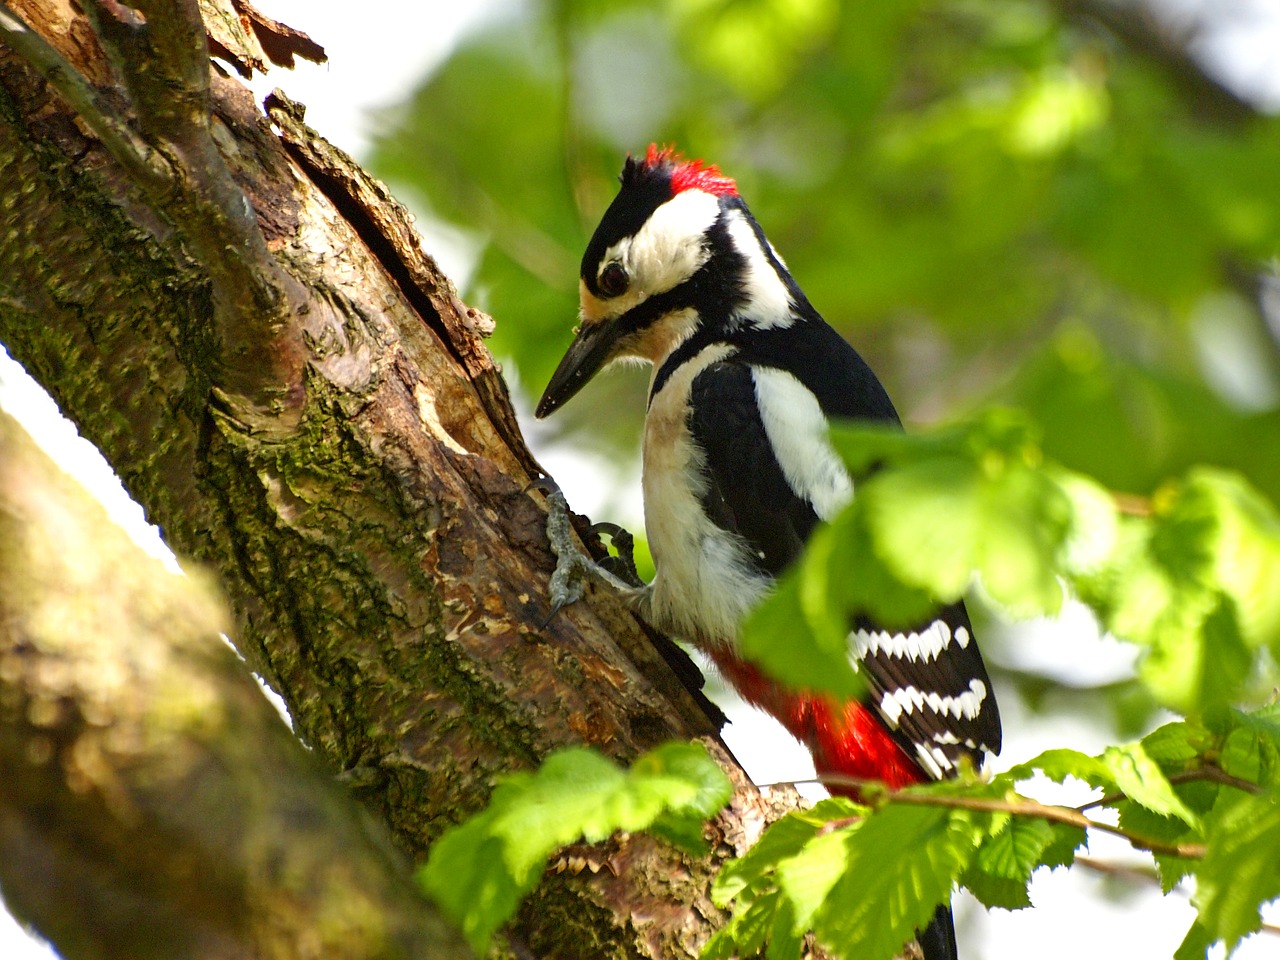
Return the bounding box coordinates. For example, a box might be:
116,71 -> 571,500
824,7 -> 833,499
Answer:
599,189 -> 720,315
751,367 -> 852,521
725,209 -> 793,329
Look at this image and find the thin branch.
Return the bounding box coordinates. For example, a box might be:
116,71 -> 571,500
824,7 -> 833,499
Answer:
0,2 -> 172,191
1050,0 -> 1258,123
1078,764 -> 1261,813
73,0 -> 309,421
1074,857 -> 1280,939
813,775 -> 1208,860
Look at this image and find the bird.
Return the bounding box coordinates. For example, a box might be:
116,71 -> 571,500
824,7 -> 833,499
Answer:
535,144 -> 1002,960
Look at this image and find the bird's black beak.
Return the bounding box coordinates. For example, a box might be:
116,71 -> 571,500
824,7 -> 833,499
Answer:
535,319 -> 625,418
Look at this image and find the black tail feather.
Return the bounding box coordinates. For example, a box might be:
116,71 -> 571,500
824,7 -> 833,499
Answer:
917,903 -> 959,960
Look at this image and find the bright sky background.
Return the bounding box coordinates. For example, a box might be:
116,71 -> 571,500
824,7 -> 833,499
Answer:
3,1 -> 1279,958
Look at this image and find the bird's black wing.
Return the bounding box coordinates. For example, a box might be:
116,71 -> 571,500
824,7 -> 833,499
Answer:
687,350 -> 1000,779
688,360 -> 817,578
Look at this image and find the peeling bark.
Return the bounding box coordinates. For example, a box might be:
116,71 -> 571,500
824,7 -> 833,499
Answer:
0,3 -> 801,958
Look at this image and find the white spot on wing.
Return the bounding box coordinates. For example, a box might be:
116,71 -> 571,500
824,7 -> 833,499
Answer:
914,743 -> 947,779
877,678 -> 988,738
751,367 -> 852,521
852,619 -> 954,663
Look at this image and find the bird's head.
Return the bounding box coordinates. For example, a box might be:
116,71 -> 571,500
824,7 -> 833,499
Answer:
537,145 -> 775,418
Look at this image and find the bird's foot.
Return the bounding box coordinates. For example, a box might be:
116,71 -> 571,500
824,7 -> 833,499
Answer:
534,477 -> 642,625
586,521 -> 644,588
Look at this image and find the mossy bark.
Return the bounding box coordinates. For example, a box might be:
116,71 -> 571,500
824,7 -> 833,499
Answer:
0,411 -> 468,960
0,2 -> 802,958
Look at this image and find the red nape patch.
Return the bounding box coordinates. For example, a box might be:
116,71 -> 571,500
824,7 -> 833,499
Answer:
707,649 -> 925,796
644,143 -> 738,197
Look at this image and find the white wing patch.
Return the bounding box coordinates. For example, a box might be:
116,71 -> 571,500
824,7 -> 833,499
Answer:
751,367 -> 852,521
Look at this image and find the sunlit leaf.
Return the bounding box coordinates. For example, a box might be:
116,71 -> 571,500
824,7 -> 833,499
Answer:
420,742 -> 731,951
1193,788 -> 1280,952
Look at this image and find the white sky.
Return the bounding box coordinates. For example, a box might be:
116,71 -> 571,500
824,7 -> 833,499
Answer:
3,1 -> 1279,958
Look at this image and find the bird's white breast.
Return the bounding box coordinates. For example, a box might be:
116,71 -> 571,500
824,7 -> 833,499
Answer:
639,343 -> 771,646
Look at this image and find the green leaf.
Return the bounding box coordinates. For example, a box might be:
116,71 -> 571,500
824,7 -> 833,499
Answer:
419,742 -> 732,952
1193,788 -> 1280,953
1100,743 -> 1199,828
1009,742 -> 1198,826
1039,821 -> 1088,870
1007,747 -> 1109,787
421,811 -> 521,949
958,797 -> 1085,910
1173,919 -> 1215,960
1141,720 -> 1212,767
776,826 -> 855,933
714,797 -> 863,904
810,803 -> 998,960
1219,704 -> 1280,788
740,568 -> 864,700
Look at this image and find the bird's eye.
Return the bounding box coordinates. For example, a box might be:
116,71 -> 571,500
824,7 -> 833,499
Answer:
598,262 -> 629,298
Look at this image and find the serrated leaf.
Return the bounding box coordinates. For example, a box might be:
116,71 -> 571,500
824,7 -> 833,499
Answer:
1039,821 -> 1087,870
420,742 -> 731,952
1141,720 -> 1210,767
1193,788 -> 1280,952
962,817 -> 1053,910
776,826 -> 854,932
740,568 -> 863,700
1220,704 -> 1280,789
714,797 -> 863,904
1007,747 -> 1109,788
1100,743 -> 1199,828
961,815 -> 1084,911
810,804 -> 997,960
1173,919 -> 1215,960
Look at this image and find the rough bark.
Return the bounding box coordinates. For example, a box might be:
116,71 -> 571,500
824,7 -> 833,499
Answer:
0,2 -> 799,958
0,410 -> 470,960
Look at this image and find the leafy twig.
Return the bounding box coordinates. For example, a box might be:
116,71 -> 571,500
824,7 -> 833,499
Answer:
1078,764 -> 1261,812
813,775 -> 1208,859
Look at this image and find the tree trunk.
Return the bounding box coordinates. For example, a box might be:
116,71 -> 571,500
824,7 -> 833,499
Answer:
0,2 -> 799,958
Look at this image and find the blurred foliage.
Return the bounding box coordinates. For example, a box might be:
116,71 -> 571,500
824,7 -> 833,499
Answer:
370,0 -> 1280,496
745,413 -> 1280,717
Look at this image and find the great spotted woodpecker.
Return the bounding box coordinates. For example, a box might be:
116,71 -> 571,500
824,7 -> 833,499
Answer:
536,145 -> 1001,960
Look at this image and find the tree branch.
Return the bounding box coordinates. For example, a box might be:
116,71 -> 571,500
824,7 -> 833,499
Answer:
1077,764 -> 1261,812
0,1 -> 170,190
1050,0 -> 1258,123
817,775 -> 1208,860
0,410 -> 471,960
0,4 -> 777,955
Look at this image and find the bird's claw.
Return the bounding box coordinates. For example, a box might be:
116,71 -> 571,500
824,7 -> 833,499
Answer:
536,474 -> 642,626
589,522 -> 644,588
